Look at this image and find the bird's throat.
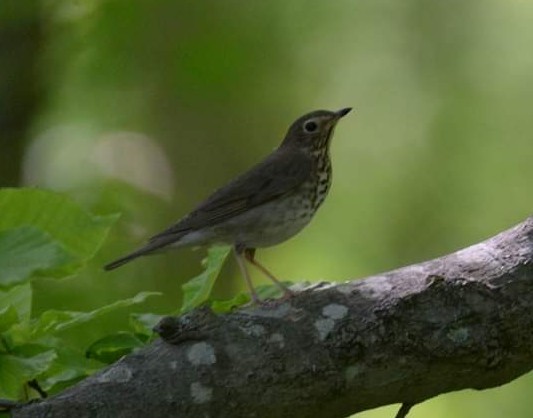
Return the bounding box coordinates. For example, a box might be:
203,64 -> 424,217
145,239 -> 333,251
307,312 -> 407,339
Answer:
313,125 -> 336,153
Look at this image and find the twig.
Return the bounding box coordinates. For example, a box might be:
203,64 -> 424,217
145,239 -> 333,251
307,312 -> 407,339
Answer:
27,379 -> 48,399
395,403 -> 414,418
0,398 -> 21,411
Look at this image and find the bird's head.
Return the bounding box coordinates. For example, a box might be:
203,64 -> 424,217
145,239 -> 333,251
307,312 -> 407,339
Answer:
281,107 -> 352,152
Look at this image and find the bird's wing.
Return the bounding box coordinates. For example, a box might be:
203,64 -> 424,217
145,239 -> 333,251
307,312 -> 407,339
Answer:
149,148 -> 313,241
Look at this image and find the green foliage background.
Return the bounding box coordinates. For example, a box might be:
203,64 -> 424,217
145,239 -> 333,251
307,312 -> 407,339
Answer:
2,0 -> 533,416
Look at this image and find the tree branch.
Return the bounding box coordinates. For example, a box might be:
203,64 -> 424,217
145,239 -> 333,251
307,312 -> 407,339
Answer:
12,217 -> 533,418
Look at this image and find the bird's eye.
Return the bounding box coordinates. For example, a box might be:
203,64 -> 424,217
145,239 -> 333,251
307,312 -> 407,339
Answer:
303,120 -> 318,133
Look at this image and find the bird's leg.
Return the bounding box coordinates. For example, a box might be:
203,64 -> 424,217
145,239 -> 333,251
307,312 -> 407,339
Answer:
243,248 -> 294,298
233,247 -> 260,304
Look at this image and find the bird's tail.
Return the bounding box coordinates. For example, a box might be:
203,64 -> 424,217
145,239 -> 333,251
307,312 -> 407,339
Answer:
104,249 -> 148,271
104,233 -> 185,271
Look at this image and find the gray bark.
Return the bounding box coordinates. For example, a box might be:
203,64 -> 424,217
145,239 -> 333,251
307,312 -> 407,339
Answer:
12,217 -> 533,418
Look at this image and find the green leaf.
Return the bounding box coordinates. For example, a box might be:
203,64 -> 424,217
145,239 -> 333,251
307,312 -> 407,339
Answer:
1,323 -> 32,350
86,332 -> 144,364
31,291 -> 161,338
129,313 -> 163,337
0,305 -> 18,335
39,346 -> 103,394
0,284 -> 32,322
0,188 -> 118,273
209,281 -> 295,313
0,226 -> 76,288
255,282 -> 294,300
180,245 -> 231,313
211,292 -> 250,313
0,350 -> 56,399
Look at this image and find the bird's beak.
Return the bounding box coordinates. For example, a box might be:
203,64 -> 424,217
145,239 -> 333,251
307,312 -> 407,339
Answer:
335,107 -> 352,119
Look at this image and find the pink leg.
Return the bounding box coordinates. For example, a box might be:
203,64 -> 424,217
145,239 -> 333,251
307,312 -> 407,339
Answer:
233,247 -> 260,304
243,248 -> 294,298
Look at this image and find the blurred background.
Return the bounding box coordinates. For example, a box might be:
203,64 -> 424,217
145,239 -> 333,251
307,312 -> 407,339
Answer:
2,0 -> 533,416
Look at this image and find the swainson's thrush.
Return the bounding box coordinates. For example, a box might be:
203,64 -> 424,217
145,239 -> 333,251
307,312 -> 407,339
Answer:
105,108 -> 352,302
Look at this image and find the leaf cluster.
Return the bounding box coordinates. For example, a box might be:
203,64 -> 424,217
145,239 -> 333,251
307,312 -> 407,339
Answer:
0,189 -> 159,401
0,188 -> 288,406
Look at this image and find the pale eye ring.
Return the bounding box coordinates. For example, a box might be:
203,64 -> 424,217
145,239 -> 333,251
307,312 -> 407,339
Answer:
303,120 -> 318,133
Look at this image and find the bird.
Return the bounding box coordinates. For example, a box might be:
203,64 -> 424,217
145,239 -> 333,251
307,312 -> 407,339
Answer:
105,107 -> 352,303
